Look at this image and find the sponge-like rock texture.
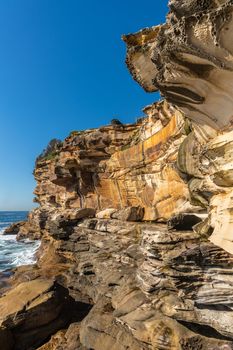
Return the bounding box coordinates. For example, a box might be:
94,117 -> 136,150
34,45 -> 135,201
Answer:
123,0 -> 233,130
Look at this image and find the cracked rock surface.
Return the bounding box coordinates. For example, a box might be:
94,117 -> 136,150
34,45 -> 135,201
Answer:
3,1 -> 233,349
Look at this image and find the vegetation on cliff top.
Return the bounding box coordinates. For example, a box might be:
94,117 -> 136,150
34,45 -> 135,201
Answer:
36,138 -> 62,164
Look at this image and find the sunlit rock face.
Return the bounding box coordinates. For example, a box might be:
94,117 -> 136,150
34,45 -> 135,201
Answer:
123,0 -> 233,255
175,122 -> 233,254
5,95 -> 233,346
123,0 -> 233,130
33,101 -> 197,223
4,1 -> 233,348
20,96 -> 233,347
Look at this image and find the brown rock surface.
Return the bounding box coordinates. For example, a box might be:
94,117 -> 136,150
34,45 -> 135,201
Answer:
0,276 -> 91,350
3,221 -> 25,235
111,206 -> 144,221
9,91 -> 232,348
25,218 -> 233,349
123,1 -> 233,130
124,1 -> 233,255
31,104 -> 198,226
37,324 -> 85,350
96,208 -> 117,219
2,1 -> 233,349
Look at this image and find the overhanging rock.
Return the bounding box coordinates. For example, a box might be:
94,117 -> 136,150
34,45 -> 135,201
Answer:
123,0 -> 233,130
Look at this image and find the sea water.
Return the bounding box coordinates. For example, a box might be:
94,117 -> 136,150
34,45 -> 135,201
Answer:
0,211 -> 40,272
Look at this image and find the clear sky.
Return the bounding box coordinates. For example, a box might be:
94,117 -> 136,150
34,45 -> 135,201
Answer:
0,0 -> 168,211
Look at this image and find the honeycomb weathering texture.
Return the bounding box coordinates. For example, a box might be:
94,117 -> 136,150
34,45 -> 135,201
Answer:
123,0 -> 233,129
3,1 -> 233,349
124,0 -> 233,255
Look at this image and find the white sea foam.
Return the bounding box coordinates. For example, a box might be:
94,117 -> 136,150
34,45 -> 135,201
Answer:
0,223 -> 40,271
11,241 -> 40,266
0,229 -> 17,241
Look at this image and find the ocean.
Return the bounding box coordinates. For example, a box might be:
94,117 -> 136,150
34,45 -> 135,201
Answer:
0,211 -> 40,272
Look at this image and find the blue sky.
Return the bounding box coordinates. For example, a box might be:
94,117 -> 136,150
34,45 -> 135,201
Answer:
0,0 -> 168,211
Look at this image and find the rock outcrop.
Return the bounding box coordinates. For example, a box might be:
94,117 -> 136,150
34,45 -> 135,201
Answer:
32,101 -> 198,223
0,278 -> 91,350
123,0 -> 233,130
2,1 -> 233,349
4,215 -> 233,349
124,0 -> 233,255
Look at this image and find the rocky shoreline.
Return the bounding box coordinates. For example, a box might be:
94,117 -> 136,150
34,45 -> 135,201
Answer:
2,0 -> 233,349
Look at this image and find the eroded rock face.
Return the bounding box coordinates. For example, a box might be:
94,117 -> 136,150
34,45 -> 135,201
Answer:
123,1 -> 233,130
123,2 -> 233,255
32,101 -> 197,223
0,276 -> 91,350
10,217 -> 233,349
3,1 -> 233,349
0,279 -> 70,350
9,94 -> 233,349
175,123 -> 233,254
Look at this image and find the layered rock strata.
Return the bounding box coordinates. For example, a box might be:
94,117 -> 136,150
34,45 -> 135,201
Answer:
4,214 -> 233,349
0,278 -> 90,350
2,0 -> 233,349
124,1 -> 233,255
31,100 -> 197,224
3,99 -> 233,349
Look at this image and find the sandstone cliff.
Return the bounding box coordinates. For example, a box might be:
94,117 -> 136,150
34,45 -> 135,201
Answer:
123,0 -> 233,255
2,1 -> 233,349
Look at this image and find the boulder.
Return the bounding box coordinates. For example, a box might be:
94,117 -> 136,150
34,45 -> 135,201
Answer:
96,208 -> 117,219
3,221 -> 25,235
112,206 -> 144,221
70,208 -> 96,220
0,279 -> 76,350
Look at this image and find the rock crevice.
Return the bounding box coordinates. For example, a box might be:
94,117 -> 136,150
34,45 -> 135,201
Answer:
3,1 -> 233,349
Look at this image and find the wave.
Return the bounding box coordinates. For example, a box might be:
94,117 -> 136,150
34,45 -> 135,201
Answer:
10,241 -> 40,266
0,213 -> 40,272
